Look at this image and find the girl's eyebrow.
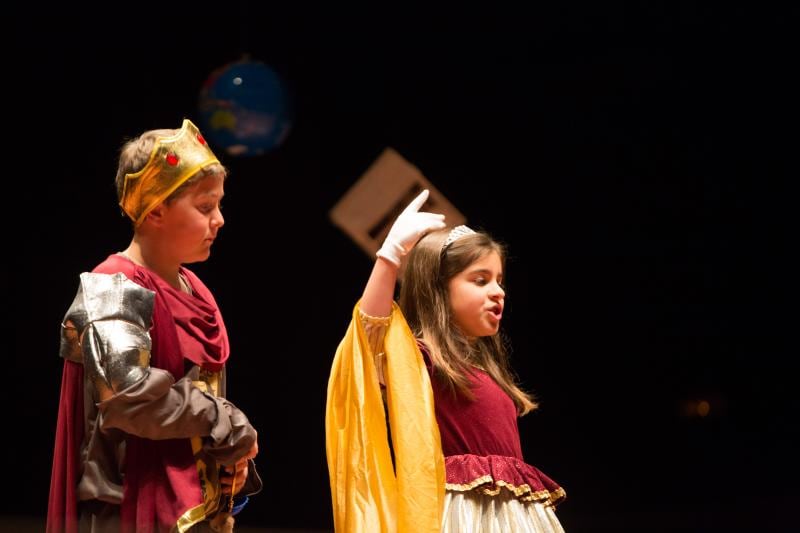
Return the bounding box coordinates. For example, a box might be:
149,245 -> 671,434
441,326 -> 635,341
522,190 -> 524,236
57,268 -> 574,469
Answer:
467,268 -> 503,277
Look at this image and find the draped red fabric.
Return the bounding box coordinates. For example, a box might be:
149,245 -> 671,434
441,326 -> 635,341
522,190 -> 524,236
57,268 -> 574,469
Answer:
46,360 -> 84,533
47,254 -> 231,532
151,265 -> 229,373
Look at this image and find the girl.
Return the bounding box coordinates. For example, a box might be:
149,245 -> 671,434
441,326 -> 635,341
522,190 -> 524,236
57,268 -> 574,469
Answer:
327,190 -> 565,533
48,119 -> 261,533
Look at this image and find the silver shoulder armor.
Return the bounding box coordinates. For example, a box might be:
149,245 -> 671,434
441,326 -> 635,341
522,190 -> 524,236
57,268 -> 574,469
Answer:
60,272 -> 155,401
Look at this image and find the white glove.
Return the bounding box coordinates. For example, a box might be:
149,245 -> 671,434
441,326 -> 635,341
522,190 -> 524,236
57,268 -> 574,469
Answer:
376,189 -> 446,267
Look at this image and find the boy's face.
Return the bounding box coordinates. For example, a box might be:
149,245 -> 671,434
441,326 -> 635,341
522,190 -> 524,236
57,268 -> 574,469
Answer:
447,250 -> 505,339
159,174 -> 225,264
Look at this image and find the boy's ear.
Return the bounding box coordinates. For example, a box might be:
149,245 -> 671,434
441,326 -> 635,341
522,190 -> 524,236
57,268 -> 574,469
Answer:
144,204 -> 166,226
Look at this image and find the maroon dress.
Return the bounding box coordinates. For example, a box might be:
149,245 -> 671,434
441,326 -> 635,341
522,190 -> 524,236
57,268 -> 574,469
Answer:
419,342 -> 565,507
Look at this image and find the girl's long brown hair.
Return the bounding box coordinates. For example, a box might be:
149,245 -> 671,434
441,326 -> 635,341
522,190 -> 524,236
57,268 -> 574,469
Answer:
399,229 -> 537,415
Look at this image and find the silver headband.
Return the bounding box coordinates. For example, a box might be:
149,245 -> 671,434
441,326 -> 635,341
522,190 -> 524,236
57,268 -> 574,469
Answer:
442,225 -> 476,251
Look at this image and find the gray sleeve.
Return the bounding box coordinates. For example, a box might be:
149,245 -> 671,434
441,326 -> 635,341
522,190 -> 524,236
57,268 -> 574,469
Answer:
97,367 -> 256,466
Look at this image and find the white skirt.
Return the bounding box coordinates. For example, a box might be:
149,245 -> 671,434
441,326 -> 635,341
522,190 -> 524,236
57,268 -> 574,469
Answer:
442,489 -> 565,533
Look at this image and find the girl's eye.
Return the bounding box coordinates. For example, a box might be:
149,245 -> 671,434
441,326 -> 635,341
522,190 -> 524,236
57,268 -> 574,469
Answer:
474,277 -> 487,285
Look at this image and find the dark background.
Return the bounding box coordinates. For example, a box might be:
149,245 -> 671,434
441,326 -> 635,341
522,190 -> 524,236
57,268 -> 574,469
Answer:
10,4 -> 793,532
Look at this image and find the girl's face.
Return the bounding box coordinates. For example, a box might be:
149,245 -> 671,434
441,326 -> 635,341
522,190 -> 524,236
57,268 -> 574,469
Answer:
159,174 -> 225,264
447,250 -> 505,339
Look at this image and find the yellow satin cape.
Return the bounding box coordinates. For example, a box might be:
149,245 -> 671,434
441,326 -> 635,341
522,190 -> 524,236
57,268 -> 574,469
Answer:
326,302 -> 445,533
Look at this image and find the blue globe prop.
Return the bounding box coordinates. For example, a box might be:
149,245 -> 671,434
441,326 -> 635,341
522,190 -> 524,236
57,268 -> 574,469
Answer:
198,59 -> 292,157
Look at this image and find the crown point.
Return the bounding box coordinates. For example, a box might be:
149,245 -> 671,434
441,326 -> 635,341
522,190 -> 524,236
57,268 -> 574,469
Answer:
166,153 -> 180,166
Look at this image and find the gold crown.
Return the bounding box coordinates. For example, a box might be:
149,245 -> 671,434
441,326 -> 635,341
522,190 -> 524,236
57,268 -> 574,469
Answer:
120,119 -> 220,226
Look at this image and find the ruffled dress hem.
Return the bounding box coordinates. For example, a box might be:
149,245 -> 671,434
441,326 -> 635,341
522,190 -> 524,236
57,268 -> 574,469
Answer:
445,454 -> 566,507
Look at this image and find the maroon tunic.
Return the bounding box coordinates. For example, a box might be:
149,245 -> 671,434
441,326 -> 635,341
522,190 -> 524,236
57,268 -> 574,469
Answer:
420,342 -> 565,506
47,254 -> 252,533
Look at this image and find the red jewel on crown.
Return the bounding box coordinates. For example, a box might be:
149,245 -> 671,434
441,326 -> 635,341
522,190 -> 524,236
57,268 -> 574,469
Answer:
197,133 -> 206,145
166,152 -> 180,166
